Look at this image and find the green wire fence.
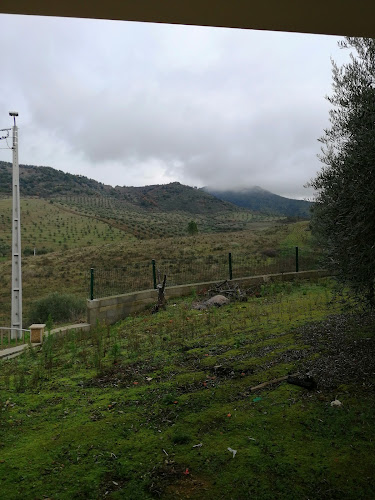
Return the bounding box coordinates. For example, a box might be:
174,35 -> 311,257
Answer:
89,247 -> 322,300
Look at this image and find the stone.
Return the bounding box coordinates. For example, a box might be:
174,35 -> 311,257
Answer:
204,295 -> 230,307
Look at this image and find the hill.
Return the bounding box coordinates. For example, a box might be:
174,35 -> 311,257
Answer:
1,161 -> 306,218
0,163 -> 284,245
0,160 -> 116,197
203,186 -> 312,218
115,182 -> 236,214
0,161 -> 232,213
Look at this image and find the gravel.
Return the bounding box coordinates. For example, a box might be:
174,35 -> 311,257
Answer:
294,312 -> 375,390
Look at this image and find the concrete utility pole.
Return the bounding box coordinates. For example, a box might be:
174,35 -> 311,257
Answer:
10,111 -> 22,339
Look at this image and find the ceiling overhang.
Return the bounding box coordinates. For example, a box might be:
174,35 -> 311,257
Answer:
0,1 -> 374,38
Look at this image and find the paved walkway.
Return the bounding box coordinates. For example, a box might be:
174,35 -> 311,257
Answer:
0,343 -> 41,360
0,323 -> 91,361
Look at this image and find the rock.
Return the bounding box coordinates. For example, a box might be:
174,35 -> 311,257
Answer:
204,295 -> 230,307
287,375 -> 317,390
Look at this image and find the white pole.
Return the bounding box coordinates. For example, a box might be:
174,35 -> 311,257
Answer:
10,112 -> 22,340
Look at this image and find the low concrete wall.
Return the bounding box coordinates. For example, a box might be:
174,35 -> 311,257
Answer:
49,323 -> 91,338
87,270 -> 330,327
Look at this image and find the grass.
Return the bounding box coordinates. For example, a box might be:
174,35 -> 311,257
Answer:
0,279 -> 374,499
0,219 -> 318,327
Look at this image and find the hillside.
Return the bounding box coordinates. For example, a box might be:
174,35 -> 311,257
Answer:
0,161 -> 115,197
115,182 -> 236,214
204,186 -> 312,218
0,161 -> 233,214
1,161 -> 305,218
0,163 -> 284,245
0,221 -> 313,326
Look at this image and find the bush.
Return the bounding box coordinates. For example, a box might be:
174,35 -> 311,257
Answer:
28,292 -> 86,325
262,248 -> 278,258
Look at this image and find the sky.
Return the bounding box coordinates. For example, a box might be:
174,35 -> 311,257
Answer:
0,14 -> 349,199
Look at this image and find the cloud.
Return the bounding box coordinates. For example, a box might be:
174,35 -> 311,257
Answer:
0,14 -> 345,198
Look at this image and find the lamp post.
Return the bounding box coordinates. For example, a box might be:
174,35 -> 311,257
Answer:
10,112 -> 22,340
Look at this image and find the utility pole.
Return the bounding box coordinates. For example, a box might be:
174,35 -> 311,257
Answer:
10,112 -> 22,339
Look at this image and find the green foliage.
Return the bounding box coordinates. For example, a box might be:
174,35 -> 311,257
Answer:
187,220 -> 198,235
28,292 -> 85,325
46,313 -> 53,333
309,37 -> 375,305
109,343 -> 121,363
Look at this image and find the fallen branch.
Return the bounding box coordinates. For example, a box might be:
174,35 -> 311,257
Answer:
250,373 -> 299,392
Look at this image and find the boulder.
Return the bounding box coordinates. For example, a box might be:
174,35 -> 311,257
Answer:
204,295 -> 230,307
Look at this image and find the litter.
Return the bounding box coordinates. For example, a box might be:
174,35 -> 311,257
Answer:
192,443 -> 203,448
227,447 -> 237,458
330,399 -> 343,407
252,397 -> 262,403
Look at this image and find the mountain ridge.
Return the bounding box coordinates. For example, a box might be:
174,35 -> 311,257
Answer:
203,185 -> 312,218
0,160 -> 310,217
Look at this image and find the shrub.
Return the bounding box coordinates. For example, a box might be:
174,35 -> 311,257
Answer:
28,292 -> 86,325
262,248 -> 278,258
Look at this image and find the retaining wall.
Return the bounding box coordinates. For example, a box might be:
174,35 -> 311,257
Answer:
87,269 -> 330,327
49,323 -> 91,338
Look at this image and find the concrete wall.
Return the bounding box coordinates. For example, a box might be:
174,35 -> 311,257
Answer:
87,270 -> 330,327
49,323 -> 91,338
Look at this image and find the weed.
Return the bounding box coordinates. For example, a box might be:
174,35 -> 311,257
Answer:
13,370 -> 26,392
109,343 -> 121,364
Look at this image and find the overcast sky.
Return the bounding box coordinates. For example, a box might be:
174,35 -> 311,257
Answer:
0,14 -> 348,199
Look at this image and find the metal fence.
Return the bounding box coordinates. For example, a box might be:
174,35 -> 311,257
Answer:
89,247 -> 322,300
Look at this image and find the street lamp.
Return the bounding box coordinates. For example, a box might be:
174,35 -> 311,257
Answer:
9,112 -> 22,339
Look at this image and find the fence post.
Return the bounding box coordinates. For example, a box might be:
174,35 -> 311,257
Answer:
152,259 -> 157,289
228,252 -> 233,280
90,268 -> 94,300
295,247 -> 299,273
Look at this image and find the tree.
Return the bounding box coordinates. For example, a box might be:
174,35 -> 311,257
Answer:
187,220 -> 198,236
309,37 -> 375,304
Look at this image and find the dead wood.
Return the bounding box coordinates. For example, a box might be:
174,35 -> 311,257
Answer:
250,373 -> 299,392
207,280 -> 247,301
151,274 -> 167,314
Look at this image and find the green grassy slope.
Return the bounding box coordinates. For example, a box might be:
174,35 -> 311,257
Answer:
0,280 -> 374,499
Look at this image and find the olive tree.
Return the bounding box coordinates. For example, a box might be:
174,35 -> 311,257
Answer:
309,37 -> 375,304
187,220 -> 198,236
